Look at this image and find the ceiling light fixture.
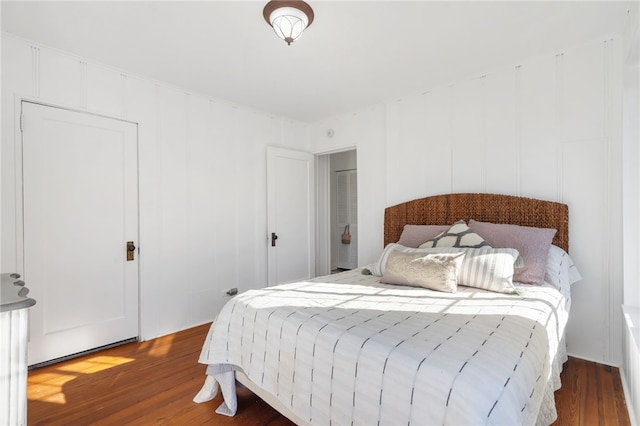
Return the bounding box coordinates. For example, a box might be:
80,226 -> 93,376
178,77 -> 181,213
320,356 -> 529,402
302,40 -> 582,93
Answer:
263,1 -> 314,46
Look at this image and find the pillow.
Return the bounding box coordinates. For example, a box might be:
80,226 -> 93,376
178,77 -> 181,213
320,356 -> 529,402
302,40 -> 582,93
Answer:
545,245 -> 583,289
371,244 -> 520,294
397,224 -> 450,248
381,251 -> 465,293
419,220 -> 490,248
369,243 -> 410,277
468,220 -> 556,285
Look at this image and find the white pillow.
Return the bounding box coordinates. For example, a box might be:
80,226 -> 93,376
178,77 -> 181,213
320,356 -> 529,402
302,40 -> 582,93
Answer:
544,245 -> 582,289
371,244 -> 520,294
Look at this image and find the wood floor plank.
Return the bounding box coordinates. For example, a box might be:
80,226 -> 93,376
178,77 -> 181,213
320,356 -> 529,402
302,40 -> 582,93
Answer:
612,368 -> 632,426
27,323 -> 629,425
554,355 -> 580,425
582,359 -> 603,423
596,362 -> 631,426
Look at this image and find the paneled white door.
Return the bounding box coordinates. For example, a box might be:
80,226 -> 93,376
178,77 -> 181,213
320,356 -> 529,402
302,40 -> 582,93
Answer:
266,147 -> 315,285
21,101 -> 139,365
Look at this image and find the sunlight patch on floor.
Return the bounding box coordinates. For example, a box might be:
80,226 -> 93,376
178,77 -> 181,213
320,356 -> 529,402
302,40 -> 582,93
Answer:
28,356 -> 135,405
27,372 -> 76,404
148,333 -> 175,357
57,355 -> 135,373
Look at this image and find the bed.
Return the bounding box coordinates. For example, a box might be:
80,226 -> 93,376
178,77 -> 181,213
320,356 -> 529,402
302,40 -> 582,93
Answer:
195,193 -> 581,425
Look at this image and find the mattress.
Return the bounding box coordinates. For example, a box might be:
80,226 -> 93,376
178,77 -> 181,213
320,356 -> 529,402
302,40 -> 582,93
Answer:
198,268 -> 570,425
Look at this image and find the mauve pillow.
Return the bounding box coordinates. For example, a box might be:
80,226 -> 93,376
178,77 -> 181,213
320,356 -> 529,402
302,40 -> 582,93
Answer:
397,224 -> 450,248
468,219 -> 556,285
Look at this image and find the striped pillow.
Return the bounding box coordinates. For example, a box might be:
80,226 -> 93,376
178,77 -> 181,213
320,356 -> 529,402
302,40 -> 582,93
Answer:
371,244 -> 520,294
544,244 -> 583,290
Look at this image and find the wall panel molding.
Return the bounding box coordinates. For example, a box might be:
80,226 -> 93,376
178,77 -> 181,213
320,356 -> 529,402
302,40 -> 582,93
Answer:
120,74 -> 128,118
310,37 -> 624,364
2,35 -> 309,343
603,39 -> 613,362
448,85 -> 455,193
555,53 -> 564,203
514,65 -> 522,196
80,60 -> 88,109
30,46 -> 40,98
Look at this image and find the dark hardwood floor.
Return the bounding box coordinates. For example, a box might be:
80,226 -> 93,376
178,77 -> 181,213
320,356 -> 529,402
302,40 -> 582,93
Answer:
27,323 -> 630,425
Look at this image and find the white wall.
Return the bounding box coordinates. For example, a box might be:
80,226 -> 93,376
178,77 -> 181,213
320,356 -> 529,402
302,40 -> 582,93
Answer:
311,37 -> 624,366
1,32 -> 630,368
623,3 -> 640,311
313,107 -> 387,269
621,2 -> 639,423
1,34 -> 310,341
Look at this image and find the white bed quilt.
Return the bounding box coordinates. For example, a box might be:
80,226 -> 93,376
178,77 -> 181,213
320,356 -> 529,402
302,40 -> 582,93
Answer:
198,269 -> 569,426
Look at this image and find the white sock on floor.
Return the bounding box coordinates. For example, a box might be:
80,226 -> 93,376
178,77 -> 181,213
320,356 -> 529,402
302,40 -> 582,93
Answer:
193,375 -> 218,403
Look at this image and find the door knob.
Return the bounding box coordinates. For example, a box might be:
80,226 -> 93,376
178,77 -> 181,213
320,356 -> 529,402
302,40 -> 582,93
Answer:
126,241 -> 136,261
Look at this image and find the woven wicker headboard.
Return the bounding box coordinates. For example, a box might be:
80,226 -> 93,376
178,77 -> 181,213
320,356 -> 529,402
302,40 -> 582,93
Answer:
384,193 -> 569,252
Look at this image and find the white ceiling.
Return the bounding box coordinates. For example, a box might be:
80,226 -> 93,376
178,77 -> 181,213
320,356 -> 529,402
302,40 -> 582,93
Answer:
1,1 -> 632,122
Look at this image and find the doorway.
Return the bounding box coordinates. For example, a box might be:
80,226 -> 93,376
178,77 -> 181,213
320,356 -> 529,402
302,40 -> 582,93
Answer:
329,150 -> 357,272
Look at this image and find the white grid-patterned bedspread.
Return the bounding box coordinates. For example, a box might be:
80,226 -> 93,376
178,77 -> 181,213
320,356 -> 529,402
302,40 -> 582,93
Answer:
199,269 -> 569,426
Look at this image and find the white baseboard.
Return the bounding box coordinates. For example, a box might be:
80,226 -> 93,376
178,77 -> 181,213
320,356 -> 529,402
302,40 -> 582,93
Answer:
565,352 -> 619,368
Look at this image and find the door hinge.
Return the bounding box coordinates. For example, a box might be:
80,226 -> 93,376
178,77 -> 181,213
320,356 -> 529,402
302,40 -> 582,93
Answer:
20,113 -> 24,132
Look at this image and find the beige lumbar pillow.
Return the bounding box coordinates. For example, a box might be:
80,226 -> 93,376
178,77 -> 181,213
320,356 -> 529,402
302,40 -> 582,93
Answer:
381,251 -> 465,293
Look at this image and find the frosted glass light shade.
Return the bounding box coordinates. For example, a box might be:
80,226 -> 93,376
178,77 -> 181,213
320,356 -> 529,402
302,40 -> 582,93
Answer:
270,7 -> 308,45
263,1 -> 315,46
